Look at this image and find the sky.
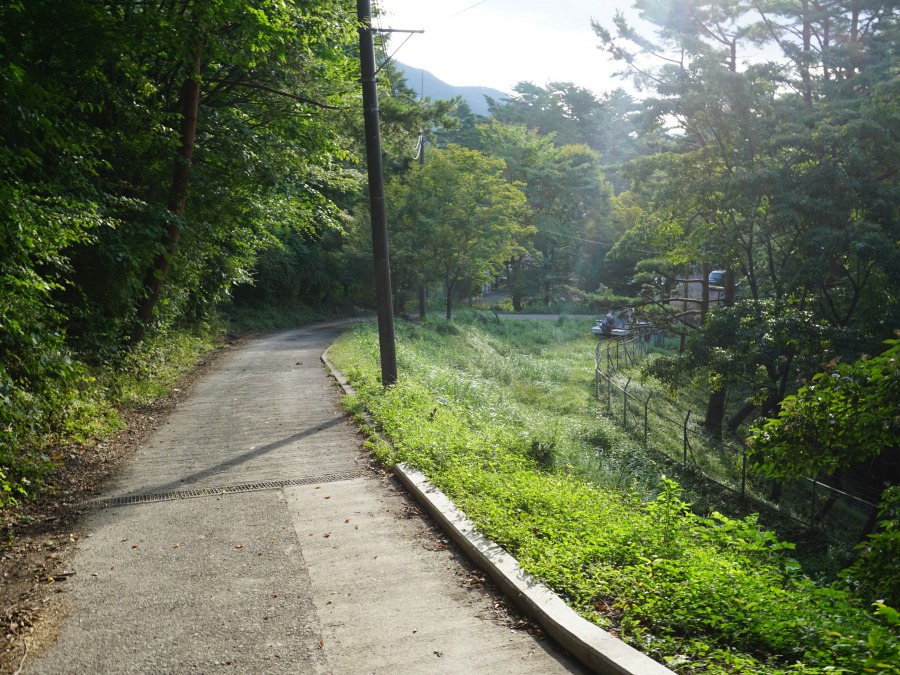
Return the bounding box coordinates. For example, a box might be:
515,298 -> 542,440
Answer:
375,0 -> 634,96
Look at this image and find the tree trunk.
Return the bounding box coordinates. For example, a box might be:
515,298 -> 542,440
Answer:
727,402 -> 757,433
509,257 -> 523,312
700,260 -> 710,323
704,388 -> 727,434
704,265 -> 739,431
801,0 -> 813,106
132,37 -> 203,342
445,276 -> 456,320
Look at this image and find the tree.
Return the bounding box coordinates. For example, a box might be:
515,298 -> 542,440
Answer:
478,121 -> 612,310
594,0 -> 900,436
749,339 -> 900,481
386,145 -> 530,320
488,82 -> 647,194
0,0 -> 363,497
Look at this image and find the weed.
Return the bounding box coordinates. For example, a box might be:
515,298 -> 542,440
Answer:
330,314 -> 900,674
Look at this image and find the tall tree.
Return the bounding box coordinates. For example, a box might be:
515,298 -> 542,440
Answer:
479,121 -> 612,310
595,0 -> 899,437
386,145 -> 530,320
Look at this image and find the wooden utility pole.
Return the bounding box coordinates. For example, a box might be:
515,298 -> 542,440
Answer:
417,130 -> 427,320
357,0 -> 397,386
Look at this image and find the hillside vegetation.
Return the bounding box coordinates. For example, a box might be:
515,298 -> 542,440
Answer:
329,315 -> 900,674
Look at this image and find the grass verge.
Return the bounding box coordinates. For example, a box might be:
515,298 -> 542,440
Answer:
328,313 -> 900,674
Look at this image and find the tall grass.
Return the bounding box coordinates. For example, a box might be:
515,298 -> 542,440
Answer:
329,313 -> 899,674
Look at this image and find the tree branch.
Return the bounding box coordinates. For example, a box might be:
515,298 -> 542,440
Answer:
204,77 -> 344,110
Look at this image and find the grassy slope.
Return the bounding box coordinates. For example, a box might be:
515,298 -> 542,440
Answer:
328,313 -> 899,675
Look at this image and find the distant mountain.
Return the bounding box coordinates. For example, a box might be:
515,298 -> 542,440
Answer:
394,62 -> 508,117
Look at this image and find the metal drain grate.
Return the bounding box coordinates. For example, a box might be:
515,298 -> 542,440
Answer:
85,468 -> 369,509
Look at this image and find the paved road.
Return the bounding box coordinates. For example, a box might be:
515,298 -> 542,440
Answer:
24,321 -> 583,674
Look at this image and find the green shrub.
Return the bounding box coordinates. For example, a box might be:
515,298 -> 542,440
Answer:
329,317 -> 900,673
841,486 -> 900,607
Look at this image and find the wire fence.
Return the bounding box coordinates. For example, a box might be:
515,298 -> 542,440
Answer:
593,328 -> 879,544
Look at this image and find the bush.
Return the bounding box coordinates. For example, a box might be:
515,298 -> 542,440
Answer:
841,486 -> 900,607
329,317 -> 900,673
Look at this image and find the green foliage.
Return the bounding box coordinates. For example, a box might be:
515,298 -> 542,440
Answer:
593,0 -> 900,465
841,486 -> 900,607
0,0 -> 366,502
330,317 -> 900,673
104,328 -> 219,408
478,121 -> 614,308
386,146 -> 530,319
750,340 -> 900,478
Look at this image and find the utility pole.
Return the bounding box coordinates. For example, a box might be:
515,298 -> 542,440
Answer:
357,0 -> 397,386
417,129 -> 427,321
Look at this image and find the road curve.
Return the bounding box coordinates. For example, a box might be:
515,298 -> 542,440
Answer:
24,321 -> 583,674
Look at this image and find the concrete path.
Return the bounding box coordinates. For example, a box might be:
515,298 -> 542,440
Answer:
24,321 -> 583,674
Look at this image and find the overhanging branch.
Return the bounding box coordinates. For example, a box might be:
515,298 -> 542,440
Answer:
204,77 -> 344,110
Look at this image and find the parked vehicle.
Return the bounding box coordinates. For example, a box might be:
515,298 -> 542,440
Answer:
592,313 -> 632,338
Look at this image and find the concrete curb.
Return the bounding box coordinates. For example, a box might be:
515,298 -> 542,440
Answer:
321,348 -> 674,675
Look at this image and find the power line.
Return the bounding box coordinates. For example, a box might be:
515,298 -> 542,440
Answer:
533,226 -> 657,255
451,0 -> 490,17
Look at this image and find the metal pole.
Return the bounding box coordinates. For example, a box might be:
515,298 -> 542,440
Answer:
810,477 -> 818,527
644,393 -> 652,448
357,0 -> 397,387
741,447 -> 747,496
684,410 -> 691,467
623,377 -> 632,428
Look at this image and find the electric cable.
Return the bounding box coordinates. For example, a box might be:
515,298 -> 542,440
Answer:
372,1 -> 396,91
532,226 -> 657,255
451,0 -> 490,17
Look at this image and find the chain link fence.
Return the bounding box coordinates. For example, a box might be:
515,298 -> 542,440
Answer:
593,328 -> 879,543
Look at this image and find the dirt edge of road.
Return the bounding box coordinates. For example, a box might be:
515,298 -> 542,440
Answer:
1,327 -> 547,674
0,337 -> 240,674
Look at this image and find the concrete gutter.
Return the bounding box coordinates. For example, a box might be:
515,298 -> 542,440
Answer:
321,349 -> 674,675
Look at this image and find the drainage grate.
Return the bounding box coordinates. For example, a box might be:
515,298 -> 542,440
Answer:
85,468 -> 369,509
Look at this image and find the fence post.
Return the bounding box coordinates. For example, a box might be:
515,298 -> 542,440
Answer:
741,447 -> 747,497
683,410 -> 691,467
644,393 -> 652,448
810,477 -> 818,527
623,377 -> 632,428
